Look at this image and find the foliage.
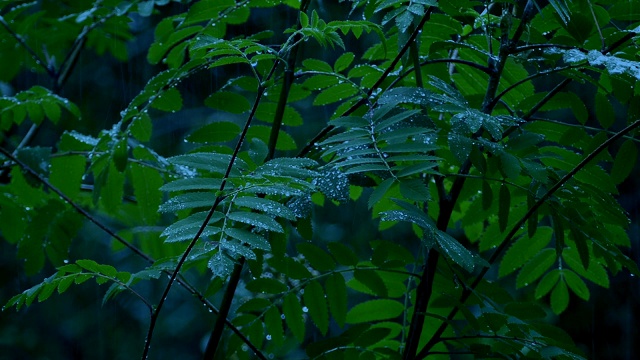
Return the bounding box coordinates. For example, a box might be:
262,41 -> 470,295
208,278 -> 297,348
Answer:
1,0 -> 639,359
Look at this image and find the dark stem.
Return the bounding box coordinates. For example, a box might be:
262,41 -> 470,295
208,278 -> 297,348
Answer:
408,33 -> 424,88
416,118 -> 640,359
200,2 -> 310,357
404,2 -> 538,358
0,145 -> 266,358
203,259 -> 247,359
489,65 -> 580,111
141,86 -> 264,360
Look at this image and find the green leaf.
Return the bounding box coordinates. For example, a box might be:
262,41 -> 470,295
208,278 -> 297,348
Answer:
327,242 -> 358,266
297,243 -> 336,271
303,58 -> 333,72
504,301 -> 547,320
550,279 -> 569,315
527,189 -> 538,239
595,92 -> 614,129
42,101 -> 61,123
562,247 -> 609,288
100,163 -> 125,212
150,87 -> 182,112
227,211 -> 283,232
267,255 -> 312,279
516,248 -> 557,289
49,155 -> 86,200
204,92 -> 251,114
234,196 -> 296,220
563,269 -> 590,300
354,327 -> 392,348
435,230 -> 475,272
159,192 -> 216,213
130,163 -> 163,224
168,152 -> 243,174
246,125 -> 297,151
264,306 -> 284,346
368,178 -> 395,209
346,299 -> 404,324
353,269 -> 388,297
501,227 -> 553,278
498,184 -> 510,233
535,269 -> 561,299
186,121 -> 241,143
283,293 -> 305,343
611,140 -> 637,184
224,228 -> 270,251
303,280 -> 329,335
334,52 -> 355,72
160,178 -> 222,192
313,83 -> 359,106
325,273 -> 347,327
570,224 -> 591,271
129,113 -> 153,141
161,211 -> 223,242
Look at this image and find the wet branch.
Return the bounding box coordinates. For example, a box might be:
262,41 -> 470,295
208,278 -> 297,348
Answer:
416,117 -> 640,359
404,2 -> 538,358
0,145 -> 264,359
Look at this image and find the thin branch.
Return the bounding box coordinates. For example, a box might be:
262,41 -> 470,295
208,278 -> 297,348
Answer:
0,146 -> 153,261
522,78 -> 571,119
587,0 -> 606,51
0,145 -> 264,357
489,65 -> 580,110
408,25 -> 424,88
202,259 -> 246,359
297,7 -> 434,158
405,2 -> 539,358
443,173 -> 531,192
416,118 -> 640,358
141,85 -> 265,359
532,116 -> 640,142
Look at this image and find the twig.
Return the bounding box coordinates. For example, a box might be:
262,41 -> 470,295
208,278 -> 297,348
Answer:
404,2 -> 538,358
141,84 -> 265,359
416,118 -> 640,359
0,145 -> 263,358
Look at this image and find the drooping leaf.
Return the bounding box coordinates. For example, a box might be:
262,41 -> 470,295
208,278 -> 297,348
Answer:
611,140 -> 637,184
434,230 -> 475,272
303,280 -> 329,335
283,293 -> 305,343
346,299 -> 404,324
297,243 -> 336,271
516,248 -> 557,289
550,278 -> 569,314
325,273 -> 347,328
501,227 -> 553,278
